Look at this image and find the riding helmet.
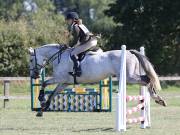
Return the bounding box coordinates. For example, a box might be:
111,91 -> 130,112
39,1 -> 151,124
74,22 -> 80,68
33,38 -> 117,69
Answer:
66,12 -> 79,20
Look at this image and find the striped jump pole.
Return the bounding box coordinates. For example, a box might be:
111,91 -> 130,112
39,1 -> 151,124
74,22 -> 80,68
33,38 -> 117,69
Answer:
115,45 -> 151,132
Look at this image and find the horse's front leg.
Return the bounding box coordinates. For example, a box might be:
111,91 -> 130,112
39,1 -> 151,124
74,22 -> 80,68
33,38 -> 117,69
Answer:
36,78 -> 61,117
44,83 -> 68,110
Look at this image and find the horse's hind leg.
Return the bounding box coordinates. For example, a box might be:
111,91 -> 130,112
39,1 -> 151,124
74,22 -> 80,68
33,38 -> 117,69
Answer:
148,86 -> 167,106
126,58 -> 148,85
126,75 -> 167,106
126,57 -> 167,106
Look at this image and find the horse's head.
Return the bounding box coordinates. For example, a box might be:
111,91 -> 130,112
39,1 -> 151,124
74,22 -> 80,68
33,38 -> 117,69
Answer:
29,47 -> 45,79
29,44 -> 68,79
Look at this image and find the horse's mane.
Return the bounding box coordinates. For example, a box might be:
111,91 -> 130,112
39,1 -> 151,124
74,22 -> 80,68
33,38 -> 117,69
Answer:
36,44 -> 71,55
37,44 -> 64,50
38,44 -> 63,48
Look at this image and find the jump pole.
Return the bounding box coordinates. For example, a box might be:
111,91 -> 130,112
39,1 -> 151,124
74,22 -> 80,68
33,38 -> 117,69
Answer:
116,45 -> 126,132
140,47 -> 151,128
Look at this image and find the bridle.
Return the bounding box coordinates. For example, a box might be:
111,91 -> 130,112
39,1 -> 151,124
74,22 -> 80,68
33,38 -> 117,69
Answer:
29,45 -> 67,78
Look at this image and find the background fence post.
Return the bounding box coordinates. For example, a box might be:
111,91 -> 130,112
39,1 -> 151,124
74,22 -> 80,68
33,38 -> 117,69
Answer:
4,80 -> 10,108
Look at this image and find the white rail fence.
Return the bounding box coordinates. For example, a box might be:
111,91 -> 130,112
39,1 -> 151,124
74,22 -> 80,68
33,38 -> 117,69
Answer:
0,76 -> 179,108
0,76 -> 180,82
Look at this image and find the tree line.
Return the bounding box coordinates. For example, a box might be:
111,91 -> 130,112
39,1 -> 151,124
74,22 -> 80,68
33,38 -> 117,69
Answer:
105,0 -> 180,75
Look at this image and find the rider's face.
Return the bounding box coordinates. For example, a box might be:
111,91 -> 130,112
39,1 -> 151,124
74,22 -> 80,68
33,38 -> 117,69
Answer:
66,19 -> 73,25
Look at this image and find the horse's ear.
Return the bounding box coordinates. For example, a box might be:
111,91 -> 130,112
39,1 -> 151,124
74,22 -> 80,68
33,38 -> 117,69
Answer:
28,47 -> 34,55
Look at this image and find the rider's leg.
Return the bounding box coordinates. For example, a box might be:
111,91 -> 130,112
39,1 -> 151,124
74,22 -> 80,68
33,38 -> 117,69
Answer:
70,37 -> 97,76
71,54 -> 81,76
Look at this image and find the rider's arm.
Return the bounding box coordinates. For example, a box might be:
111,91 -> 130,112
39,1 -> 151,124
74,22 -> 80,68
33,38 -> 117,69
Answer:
73,25 -> 80,47
69,25 -> 80,47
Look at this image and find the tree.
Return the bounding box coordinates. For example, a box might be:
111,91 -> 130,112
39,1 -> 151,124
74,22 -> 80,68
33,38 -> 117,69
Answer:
105,0 -> 180,75
0,0 -> 67,76
0,0 -> 23,20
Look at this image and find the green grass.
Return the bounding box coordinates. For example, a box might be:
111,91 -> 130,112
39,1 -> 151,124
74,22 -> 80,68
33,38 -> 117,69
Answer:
0,83 -> 180,135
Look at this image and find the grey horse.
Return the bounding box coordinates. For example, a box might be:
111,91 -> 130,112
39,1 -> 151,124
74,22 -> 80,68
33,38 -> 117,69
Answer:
29,44 -> 166,117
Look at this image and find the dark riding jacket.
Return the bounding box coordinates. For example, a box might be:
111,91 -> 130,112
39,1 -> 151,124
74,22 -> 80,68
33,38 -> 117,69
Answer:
69,22 -> 91,47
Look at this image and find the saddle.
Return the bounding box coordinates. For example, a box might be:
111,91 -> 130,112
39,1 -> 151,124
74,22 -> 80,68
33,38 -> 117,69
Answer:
78,46 -> 101,61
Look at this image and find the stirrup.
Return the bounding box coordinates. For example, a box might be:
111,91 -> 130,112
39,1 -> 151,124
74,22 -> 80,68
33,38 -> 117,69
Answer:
69,72 -> 75,76
68,71 -> 81,77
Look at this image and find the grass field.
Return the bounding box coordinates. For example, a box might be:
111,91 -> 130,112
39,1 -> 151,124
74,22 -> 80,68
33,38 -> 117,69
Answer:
0,83 -> 180,135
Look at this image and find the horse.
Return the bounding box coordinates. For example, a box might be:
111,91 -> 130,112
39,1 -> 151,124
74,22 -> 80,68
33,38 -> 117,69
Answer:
29,44 -> 166,117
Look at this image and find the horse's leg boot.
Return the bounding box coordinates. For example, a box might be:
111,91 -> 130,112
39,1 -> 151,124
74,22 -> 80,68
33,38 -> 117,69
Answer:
38,90 -> 46,109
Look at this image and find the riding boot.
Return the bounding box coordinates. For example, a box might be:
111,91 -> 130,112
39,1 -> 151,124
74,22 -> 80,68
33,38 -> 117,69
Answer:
71,55 -> 81,77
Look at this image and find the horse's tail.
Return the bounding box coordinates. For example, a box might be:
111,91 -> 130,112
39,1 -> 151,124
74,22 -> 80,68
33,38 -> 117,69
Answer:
130,50 -> 161,91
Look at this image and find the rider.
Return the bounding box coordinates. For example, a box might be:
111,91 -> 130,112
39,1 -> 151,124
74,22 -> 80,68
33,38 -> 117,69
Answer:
66,12 -> 98,77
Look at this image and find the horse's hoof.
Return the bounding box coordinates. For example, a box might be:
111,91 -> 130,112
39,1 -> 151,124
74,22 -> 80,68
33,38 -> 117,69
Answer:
36,112 -> 43,117
155,99 -> 167,107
